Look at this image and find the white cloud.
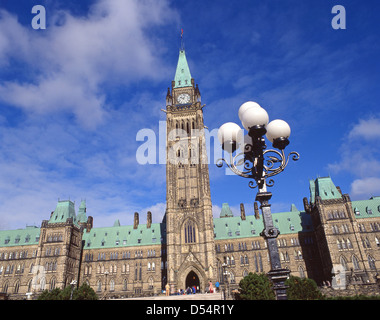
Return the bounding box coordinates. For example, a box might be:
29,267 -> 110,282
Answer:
350,177 -> 380,199
0,0 -> 177,128
328,117 -> 380,174
348,118 -> 380,140
327,116 -> 380,199
0,107 -> 167,230
0,0 -> 180,229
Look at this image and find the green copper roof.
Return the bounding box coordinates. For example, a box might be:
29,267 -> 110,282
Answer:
271,210 -> 313,235
214,215 -> 264,240
0,226 -> 40,247
82,222 -> 164,249
309,177 -> 341,203
174,50 -> 192,88
352,197 -> 380,219
214,206 -> 313,240
48,200 -> 79,226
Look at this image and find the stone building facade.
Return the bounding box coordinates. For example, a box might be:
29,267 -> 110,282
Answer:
1,49 -> 380,299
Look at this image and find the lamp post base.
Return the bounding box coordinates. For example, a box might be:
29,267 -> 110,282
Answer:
267,268 -> 290,300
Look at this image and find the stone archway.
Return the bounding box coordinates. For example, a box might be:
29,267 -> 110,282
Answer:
185,271 -> 200,290
177,263 -> 207,293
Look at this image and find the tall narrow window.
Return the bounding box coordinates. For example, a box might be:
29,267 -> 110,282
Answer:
368,255 -> 376,270
123,279 -> 127,291
110,279 -> 115,291
352,255 -> 360,270
340,256 -> 348,271
184,220 -> 196,243
258,253 -> 263,272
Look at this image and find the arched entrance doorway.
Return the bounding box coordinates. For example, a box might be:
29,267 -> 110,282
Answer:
185,271 -> 200,290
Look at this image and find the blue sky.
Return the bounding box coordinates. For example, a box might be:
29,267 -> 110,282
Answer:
0,0 -> 379,230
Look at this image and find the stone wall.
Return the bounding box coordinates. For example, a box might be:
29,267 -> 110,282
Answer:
320,283 -> 380,298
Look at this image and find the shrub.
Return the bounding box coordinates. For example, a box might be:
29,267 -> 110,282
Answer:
237,272 -> 276,300
37,283 -> 98,300
285,275 -> 323,300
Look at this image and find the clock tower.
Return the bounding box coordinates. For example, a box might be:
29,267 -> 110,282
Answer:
164,48 -> 217,293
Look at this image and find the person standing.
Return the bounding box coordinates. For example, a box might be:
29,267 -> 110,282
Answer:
208,281 -> 213,293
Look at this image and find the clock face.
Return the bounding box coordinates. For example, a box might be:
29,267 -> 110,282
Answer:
177,93 -> 191,104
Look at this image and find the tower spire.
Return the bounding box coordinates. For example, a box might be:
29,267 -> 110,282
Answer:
174,45 -> 192,88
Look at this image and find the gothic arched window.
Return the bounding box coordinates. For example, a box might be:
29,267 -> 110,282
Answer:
340,256 -> 348,271
184,220 -> 196,244
352,255 -> 360,270
110,279 -> 115,291
368,255 -> 376,270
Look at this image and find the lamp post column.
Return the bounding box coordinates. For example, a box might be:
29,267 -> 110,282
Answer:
222,263 -> 227,300
256,190 -> 289,300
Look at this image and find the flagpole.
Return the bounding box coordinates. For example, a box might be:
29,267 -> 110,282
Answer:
180,28 -> 184,50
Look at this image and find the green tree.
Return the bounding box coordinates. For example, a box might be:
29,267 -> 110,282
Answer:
285,275 -> 323,300
38,288 -> 61,300
37,283 -> 98,300
73,283 -> 98,300
237,272 -> 276,300
59,285 -> 74,300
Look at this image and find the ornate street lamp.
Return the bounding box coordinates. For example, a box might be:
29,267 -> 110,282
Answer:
216,101 -> 299,300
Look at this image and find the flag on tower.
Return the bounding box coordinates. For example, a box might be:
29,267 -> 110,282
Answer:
181,28 -> 183,38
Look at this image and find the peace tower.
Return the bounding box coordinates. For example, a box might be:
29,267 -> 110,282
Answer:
164,48 -> 217,293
